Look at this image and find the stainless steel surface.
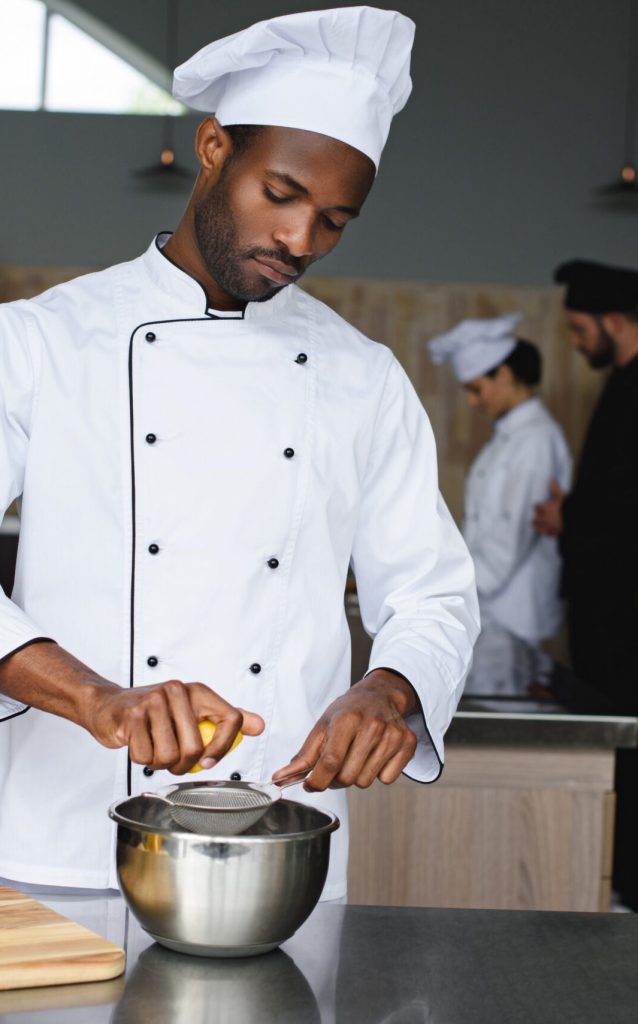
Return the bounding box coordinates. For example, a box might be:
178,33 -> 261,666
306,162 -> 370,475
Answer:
146,769 -> 312,836
448,710 -> 638,748
108,794 -> 338,958
3,898 -> 638,1023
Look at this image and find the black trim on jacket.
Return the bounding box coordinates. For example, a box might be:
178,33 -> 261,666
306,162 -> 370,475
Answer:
126,315 -> 242,793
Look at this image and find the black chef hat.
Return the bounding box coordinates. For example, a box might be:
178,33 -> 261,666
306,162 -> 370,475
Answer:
554,259 -> 638,315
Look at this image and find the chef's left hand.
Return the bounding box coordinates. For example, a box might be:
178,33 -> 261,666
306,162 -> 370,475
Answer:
272,669 -> 418,791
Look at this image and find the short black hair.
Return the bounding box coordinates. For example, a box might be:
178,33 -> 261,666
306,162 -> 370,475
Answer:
223,124 -> 265,162
554,259 -> 638,315
486,338 -> 542,386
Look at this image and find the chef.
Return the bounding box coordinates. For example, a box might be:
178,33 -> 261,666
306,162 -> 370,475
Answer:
533,259 -> 638,910
534,260 -> 638,711
0,7 -> 478,901
428,314 -> 571,692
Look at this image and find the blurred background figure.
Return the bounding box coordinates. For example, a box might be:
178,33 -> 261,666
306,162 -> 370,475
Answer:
534,260 -> 638,713
534,258 -> 638,911
429,314 -> 572,693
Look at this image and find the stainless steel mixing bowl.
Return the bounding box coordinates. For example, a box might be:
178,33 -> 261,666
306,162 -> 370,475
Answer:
108,787 -> 339,958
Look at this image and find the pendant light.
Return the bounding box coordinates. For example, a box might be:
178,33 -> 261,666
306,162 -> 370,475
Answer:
596,0 -> 638,197
132,0 -> 193,190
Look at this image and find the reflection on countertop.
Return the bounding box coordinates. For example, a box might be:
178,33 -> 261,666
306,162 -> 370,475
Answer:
111,943 -> 321,1024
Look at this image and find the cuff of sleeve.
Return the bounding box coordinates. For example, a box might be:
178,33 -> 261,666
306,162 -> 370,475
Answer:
366,652 -> 460,784
403,710 -> 443,782
0,636 -> 55,722
0,697 -> 30,722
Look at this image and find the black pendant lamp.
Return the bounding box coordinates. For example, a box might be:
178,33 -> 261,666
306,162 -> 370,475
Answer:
596,0 -> 638,198
132,0 -> 193,190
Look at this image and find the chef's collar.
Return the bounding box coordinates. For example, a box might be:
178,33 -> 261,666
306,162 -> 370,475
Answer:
493,396 -> 542,436
141,232 -> 293,320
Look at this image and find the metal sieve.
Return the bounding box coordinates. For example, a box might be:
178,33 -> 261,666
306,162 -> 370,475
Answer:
143,769 -> 311,837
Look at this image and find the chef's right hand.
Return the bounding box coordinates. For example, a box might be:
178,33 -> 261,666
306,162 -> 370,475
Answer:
89,680 -> 264,774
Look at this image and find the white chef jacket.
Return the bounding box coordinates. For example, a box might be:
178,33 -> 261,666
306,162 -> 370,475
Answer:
463,396 -> 571,643
0,235 -> 478,898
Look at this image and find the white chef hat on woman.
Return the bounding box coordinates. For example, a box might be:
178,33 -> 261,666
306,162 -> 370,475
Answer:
172,6 -> 415,170
427,313 -> 523,383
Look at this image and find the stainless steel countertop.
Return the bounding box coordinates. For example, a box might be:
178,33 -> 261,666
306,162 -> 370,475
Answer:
1,894 -> 637,1023
448,708 -> 638,748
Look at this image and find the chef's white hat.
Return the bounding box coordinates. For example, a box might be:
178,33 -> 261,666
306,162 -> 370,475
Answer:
172,6 -> 415,169
427,313 -> 522,383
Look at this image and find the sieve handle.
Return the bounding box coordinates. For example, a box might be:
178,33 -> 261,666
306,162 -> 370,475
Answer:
272,767 -> 312,789
141,791 -> 173,806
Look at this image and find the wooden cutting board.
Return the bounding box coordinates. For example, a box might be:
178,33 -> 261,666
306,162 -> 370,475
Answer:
0,886 -> 125,991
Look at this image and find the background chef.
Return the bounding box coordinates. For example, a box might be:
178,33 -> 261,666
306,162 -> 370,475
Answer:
534,258 -> 638,911
0,7 -> 478,902
428,314 -> 571,692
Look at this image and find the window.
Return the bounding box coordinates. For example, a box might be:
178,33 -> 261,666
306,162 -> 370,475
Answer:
0,0 -> 184,115
0,0 -> 45,110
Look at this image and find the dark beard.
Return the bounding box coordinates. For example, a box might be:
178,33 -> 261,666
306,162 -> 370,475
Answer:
588,321 -> 615,369
193,175 -> 302,304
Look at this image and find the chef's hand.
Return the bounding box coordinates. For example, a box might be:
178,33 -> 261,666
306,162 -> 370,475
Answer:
0,642 -> 264,773
90,680 -> 265,775
272,669 -> 418,791
533,478 -> 565,537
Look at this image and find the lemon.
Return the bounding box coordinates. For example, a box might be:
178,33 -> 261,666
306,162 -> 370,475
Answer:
189,719 -> 243,774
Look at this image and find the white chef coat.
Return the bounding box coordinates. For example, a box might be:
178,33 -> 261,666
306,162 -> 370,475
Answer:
463,396 -> 571,643
0,234 -> 479,898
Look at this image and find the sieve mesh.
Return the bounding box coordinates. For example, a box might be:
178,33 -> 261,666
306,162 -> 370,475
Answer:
145,769 -> 310,837
168,785 -> 274,836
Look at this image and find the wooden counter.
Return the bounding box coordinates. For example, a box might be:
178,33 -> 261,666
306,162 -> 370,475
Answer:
347,746 -> 615,911
346,595 -> 637,912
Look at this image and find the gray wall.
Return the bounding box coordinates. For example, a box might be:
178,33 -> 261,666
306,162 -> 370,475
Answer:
1,0 -> 637,282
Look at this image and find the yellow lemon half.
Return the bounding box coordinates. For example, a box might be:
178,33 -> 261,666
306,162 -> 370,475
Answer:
189,719 -> 243,774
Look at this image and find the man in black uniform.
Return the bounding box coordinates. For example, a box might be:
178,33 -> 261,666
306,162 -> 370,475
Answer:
534,258 -> 638,907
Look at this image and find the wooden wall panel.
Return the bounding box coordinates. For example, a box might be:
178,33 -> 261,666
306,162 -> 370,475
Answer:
347,749 -> 615,912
